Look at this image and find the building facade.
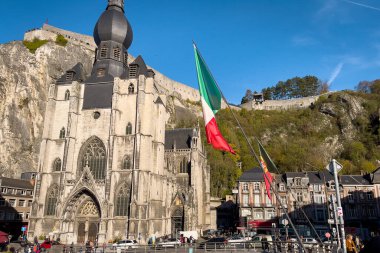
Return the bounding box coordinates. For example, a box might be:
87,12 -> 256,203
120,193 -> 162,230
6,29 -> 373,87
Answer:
237,168 -> 380,239
0,177 -> 34,239
28,0 -> 210,244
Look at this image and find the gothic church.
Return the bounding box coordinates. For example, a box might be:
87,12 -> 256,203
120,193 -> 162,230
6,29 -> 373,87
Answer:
28,0 -> 210,244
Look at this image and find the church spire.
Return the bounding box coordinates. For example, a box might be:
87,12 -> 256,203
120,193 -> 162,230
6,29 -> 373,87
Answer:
107,0 -> 124,12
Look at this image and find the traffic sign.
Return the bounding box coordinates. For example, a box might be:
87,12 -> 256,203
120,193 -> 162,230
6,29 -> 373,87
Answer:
325,232 -> 331,239
337,207 -> 343,217
326,160 -> 343,173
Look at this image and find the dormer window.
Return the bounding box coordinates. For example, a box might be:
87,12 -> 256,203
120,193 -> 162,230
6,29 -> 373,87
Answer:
100,46 -> 108,58
66,72 -> 74,81
129,65 -> 138,78
97,68 -> 105,77
294,178 -> 301,186
113,47 -> 121,60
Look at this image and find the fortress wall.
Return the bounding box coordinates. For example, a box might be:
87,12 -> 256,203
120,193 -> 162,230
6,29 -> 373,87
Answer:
24,24 -> 96,51
240,94 -> 330,111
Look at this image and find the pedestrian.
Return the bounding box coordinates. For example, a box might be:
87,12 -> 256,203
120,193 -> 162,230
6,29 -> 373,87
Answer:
70,242 -> 74,253
346,234 -> 358,253
261,237 -> 269,252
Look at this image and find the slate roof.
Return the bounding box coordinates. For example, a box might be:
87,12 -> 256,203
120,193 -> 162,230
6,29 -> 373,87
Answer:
0,177 -> 34,189
238,168 -> 265,182
340,175 -> 371,185
165,128 -> 194,150
57,63 -> 87,85
307,171 -> 334,184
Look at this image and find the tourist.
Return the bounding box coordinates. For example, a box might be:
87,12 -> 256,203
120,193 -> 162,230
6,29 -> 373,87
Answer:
346,234 -> 358,253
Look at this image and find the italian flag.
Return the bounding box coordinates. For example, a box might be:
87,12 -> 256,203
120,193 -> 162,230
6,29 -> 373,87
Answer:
193,44 -> 235,154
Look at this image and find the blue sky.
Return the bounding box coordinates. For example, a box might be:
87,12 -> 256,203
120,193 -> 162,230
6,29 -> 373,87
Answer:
2,0 -> 380,104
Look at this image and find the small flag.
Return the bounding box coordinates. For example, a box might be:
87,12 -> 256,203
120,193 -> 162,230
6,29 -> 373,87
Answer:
258,142 -> 274,200
193,44 -> 235,154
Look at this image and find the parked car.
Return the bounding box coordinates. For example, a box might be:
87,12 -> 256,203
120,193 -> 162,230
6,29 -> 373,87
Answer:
112,239 -> 139,249
157,238 -> 181,248
249,234 -> 273,248
40,240 -> 52,251
226,235 -> 248,247
198,237 -> 226,250
302,237 -> 319,248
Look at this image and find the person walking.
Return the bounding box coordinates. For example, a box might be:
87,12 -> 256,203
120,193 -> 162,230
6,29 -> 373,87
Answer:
346,234 -> 358,253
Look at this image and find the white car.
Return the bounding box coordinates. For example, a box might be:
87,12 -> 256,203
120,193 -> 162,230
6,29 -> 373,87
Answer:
112,239 -> 139,249
302,237 -> 318,248
227,236 -> 248,247
157,238 -> 181,248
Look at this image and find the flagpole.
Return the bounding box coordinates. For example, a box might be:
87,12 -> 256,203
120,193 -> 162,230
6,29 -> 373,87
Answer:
193,43 -> 306,252
257,139 -> 323,243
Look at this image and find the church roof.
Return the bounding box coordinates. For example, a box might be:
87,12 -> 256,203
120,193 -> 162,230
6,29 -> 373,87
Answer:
165,128 -> 194,150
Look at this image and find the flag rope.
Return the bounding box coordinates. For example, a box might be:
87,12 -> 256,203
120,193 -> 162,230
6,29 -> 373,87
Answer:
192,42 -> 306,252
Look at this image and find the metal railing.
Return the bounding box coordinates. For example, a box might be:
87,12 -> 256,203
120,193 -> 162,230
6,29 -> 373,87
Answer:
22,241 -> 339,253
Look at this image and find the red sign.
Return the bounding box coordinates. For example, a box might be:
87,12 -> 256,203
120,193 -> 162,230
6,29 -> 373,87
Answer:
325,232 -> 331,239
248,220 -> 274,228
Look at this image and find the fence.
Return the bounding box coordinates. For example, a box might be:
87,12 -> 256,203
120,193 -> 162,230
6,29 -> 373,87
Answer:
24,241 -> 339,253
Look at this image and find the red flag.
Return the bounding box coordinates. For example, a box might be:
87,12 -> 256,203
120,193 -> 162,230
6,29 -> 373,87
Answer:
260,154 -> 273,200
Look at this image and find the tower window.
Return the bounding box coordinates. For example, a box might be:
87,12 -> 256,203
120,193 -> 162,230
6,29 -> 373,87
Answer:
129,65 -> 138,78
97,68 -> 105,77
115,184 -> 130,216
59,127 -> 66,139
45,186 -> 58,216
100,46 -> 108,58
123,156 -> 131,170
128,84 -> 134,94
113,47 -> 121,60
53,158 -> 62,172
64,90 -> 70,101
126,123 -> 132,135
123,53 -> 128,67
179,157 -> 188,173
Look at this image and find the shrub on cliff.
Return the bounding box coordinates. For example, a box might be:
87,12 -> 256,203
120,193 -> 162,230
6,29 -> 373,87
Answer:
22,38 -> 48,53
55,34 -> 68,46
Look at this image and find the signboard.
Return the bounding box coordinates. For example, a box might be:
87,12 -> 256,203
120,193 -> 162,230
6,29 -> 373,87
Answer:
232,189 -> 238,194
337,207 -> 343,217
327,219 -> 335,224
325,232 -> 331,239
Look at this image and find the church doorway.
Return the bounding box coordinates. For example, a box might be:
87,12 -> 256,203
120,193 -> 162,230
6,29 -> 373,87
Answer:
171,208 -> 184,238
74,196 -> 100,244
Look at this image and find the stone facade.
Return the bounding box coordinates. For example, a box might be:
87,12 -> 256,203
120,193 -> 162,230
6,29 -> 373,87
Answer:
237,168 -> 380,239
27,1 -> 210,244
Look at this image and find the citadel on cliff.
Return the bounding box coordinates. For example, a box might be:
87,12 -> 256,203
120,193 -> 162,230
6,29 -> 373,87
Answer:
27,0 -> 210,244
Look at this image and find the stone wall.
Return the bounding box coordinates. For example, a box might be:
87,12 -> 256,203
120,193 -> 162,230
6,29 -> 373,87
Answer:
240,93 -> 332,111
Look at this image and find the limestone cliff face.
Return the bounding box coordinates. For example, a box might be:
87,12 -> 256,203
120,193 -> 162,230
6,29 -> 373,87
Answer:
0,41 -> 94,177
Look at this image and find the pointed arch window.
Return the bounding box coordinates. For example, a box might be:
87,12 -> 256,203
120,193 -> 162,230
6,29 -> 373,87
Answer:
128,84 -> 134,94
78,137 -> 107,179
45,186 -> 58,216
123,156 -> 131,170
115,184 -> 130,216
64,90 -> 70,101
126,123 -> 132,135
179,157 -> 188,173
59,127 -> 66,139
53,158 -> 62,171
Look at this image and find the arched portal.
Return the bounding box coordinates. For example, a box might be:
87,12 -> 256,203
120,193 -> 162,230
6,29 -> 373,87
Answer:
171,208 -> 184,238
61,189 -> 101,244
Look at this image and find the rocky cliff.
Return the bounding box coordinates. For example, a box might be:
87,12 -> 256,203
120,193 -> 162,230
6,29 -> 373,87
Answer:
0,41 -> 94,177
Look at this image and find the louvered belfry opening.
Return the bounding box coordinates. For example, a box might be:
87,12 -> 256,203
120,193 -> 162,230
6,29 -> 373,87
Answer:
129,64 -> 138,78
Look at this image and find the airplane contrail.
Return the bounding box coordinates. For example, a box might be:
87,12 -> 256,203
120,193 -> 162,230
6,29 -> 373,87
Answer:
327,62 -> 344,86
342,0 -> 380,12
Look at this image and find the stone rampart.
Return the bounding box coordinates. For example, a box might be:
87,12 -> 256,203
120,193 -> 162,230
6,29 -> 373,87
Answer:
24,24 -> 96,50
240,93 -> 332,111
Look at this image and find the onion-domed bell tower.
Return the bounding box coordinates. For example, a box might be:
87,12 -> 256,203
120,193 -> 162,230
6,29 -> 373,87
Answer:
84,0 -> 133,109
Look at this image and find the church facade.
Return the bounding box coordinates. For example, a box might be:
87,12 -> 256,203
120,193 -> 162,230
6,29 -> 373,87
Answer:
28,0 -> 210,244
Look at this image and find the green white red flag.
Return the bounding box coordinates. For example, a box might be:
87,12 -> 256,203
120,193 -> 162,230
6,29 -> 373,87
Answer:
193,44 -> 235,154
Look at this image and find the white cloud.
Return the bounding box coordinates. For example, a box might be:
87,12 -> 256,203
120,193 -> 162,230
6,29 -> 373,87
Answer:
342,0 -> 380,12
292,35 -> 318,46
327,62 -> 344,86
